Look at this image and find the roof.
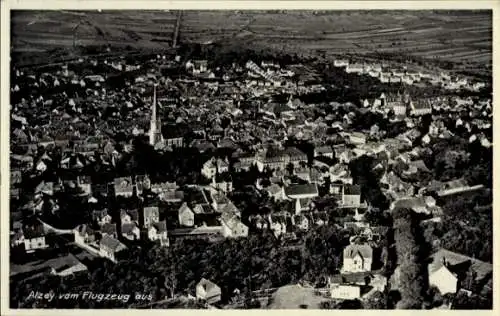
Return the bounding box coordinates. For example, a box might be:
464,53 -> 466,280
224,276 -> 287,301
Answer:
193,204 -> 214,214
100,235 -> 127,252
197,278 -> 220,293
179,202 -> 193,214
144,206 -> 160,219
122,223 -> 139,235
284,184 -> 318,197
114,177 -> 133,192
392,197 -> 427,211
76,224 -> 95,236
101,223 -> 117,235
428,248 -> 492,281
343,243 -> 373,259
23,224 -> 45,239
152,221 -> 167,233
344,184 -> 361,195
409,160 -> 430,172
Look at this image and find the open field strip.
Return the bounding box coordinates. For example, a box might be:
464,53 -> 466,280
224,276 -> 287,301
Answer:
412,47 -> 477,56
446,52 -> 492,61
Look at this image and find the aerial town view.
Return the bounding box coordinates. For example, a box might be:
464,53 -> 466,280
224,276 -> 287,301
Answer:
7,9 -> 493,310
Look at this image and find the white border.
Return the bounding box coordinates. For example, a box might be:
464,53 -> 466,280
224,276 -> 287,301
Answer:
1,1 -> 498,316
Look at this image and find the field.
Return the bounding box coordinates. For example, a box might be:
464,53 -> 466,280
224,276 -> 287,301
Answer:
11,10 -> 492,69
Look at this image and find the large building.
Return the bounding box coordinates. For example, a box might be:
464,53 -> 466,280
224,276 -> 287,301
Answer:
149,84 -> 164,147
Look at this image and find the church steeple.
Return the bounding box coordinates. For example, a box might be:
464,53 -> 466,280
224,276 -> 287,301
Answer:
149,83 -> 163,146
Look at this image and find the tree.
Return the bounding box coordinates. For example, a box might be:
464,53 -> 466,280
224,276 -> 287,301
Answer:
365,291 -> 388,309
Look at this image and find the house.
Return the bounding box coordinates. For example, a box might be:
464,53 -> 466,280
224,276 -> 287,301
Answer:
201,158 -> 229,179
294,198 -> 313,214
121,223 -> 140,240
330,284 -> 361,300
410,100 -> 432,116
250,214 -> 269,230
428,262 -> 459,296
220,213 -> 249,238
269,214 -> 288,237
178,202 -> 195,227
120,209 -> 139,225
284,183 -> 318,200
114,177 -> 134,197
99,235 -> 127,262
143,206 -> 160,228
22,223 -> 49,253
390,197 -> 432,215
333,145 -> 355,164
428,248 -> 493,295
148,221 -> 169,247
196,278 -> 222,304
35,181 -> 54,197
333,59 -> 349,67
92,209 -> 112,227
345,63 -> 364,74
292,214 -> 309,231
343,132 -> 366,146
211,176 -> 233,193
192,60 -> 208,73
101,223 -> 118,239
314,145 -> 334,159
11,170 -> 22,185
77,176 -> 92,195
342,184 -> 363,207
342,244 -> 373,273
73,224 -> 96,245
264,184 -> 283,201
49,254 -> 88,277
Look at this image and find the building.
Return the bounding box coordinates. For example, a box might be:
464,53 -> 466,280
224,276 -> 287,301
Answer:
428,264 -> 458,296
330,284 -> 361,300
149,84 -> 164,147
114,177 -> 134,197
99,235 -> 127,262
73,224 -> 96,246
178,202 -> 195,227
314,145 -> 334,159
333,59 -> 349,67
143,206 -> 160,228
220,214 -> 249,238
410,100 -> 432,116
342,184 -> 363,207
23,224 -> 48,253
121,223 -> 140,241
92,209 -> 112,227
283,183 -> 319,200
342,244 -> 373,273
345,63 -> 364,74
427,248 -> 493,296
196,278 -> 222,304
148,221 -> 169,247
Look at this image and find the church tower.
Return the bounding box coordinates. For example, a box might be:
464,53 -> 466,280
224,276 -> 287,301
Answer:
149,84 -> 163,146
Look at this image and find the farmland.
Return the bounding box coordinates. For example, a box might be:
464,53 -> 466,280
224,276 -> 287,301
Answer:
11,10 -> 492,74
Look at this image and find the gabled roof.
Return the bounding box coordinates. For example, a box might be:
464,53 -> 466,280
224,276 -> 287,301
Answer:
122,223 -> 139,234
343,243 -> 373,259
143,206 -> 159,219
284,183 -> 318,197
428,248 -> 492,281
101,223 -> 117,235
100,235 -> 127,252
197,278 -> 220,293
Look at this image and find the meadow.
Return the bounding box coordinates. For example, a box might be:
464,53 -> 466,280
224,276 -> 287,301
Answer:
11,10 -> 492,72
